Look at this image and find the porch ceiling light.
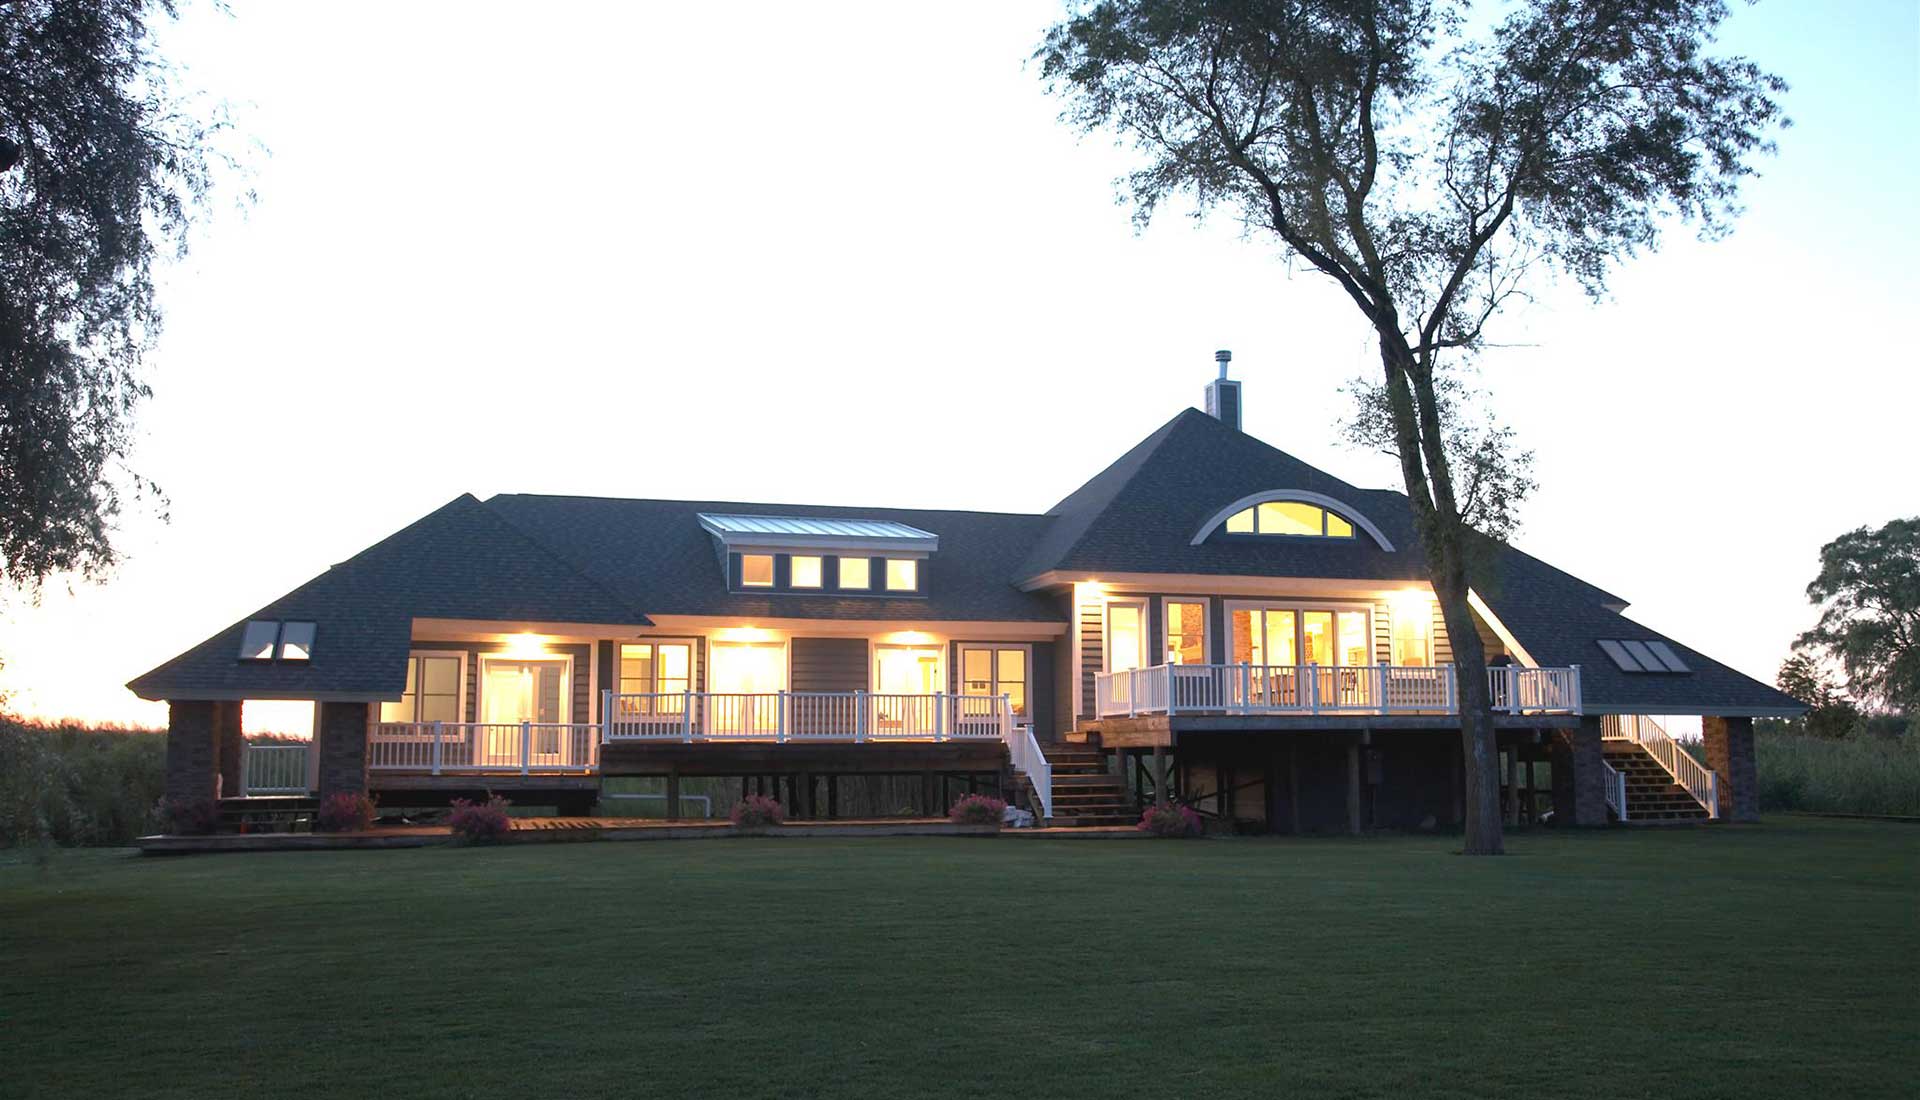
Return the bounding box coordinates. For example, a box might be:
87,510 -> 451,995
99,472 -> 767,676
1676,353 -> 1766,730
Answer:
502,632 -> 549,660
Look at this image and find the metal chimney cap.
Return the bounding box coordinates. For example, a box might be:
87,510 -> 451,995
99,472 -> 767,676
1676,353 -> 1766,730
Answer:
1214,349 -> 1232,362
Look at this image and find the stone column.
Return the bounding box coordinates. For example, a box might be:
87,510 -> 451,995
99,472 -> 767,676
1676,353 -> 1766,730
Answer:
215,700 -> 244,799
1549,715 -> 1607,826
164,700 -> 220,804
1701,715 -> 1760,823
316,701 -> 370,800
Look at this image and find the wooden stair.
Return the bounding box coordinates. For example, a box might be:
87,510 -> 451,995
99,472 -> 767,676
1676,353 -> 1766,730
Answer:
1032,744 -> 1135,827
217,795 -> 317,833
1603,743 -> 1712,823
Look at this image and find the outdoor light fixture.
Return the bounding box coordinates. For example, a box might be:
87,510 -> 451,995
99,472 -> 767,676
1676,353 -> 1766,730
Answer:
501,632 -> 549,660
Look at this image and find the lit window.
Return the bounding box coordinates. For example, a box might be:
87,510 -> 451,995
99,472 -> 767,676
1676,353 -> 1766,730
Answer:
790,555 -> 823,588
885,559 -> 917,591
961,645 -> 1029,720
1166,600 -> 1207,664
238,621 -> 279,661
838,557 -> 870,590
1393,605 -> 1432,667
618,641 -> 693,712
1107,602 -> 1145,673
1222,502 -> 1356,538
381,654 -> 460,723
741,554 -> 774,587
278,621 -> 316,661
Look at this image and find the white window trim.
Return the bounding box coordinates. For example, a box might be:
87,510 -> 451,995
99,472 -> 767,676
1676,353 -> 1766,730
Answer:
1103,597 -> 1149,674
616,638 -> 699,695
706,637 -> 791,693
476,651 -> 574,726
380,649 -> 469,727
789,554 -> 824,589
1160,597 -> 1212,665
739,553 -> 775,588
1190,490 -> 1397,550
1223,599 -> 1376,667
957,642 -> 1034,726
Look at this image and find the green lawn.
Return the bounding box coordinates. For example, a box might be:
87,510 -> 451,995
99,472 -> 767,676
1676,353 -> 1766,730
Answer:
2,820 -> 1914,1099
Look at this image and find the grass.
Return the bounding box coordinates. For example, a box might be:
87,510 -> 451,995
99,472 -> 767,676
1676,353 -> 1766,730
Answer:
1755,733 -> 1920,816
2,820 -> 1914,1099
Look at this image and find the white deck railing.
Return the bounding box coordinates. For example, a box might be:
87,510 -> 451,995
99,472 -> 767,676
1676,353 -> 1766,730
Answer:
240,742 -> 310,795
1095,663 -> 1582,718
1601,714 -> 1719,819
1007,724 -> 1053,820
368,721 -> 600,773
603,690 -> 1015,743
1602,759 -> 1628,821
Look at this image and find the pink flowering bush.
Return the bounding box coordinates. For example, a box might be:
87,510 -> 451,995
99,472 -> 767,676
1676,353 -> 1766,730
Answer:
315,791 -> 377,833
1138,803 -> 1204,838
448,795 -> 512,843
948,794 -> 1007,827
730,794 -> 785,830
158,796 -> 219,836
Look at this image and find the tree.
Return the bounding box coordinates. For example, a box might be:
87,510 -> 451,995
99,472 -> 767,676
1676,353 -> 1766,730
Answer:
1037,0 -> 1785,853
1795,518 -> 1920,716
0,1 -> 238,592
1774,652 -> 1858,739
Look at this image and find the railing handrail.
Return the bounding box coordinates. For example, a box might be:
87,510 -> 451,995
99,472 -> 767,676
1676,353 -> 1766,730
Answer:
1601,758 -> 1628,821
1094,662 -> 1582,719
600,691 -> 1017,744
240,741 -> 310,795
1603,714 -> 1719,819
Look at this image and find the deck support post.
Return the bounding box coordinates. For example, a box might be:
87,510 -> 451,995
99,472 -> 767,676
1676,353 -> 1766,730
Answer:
1151,745 -> 1168,809
164,700 -> 221,805
827,775 -> 839,819
1702,716 -> 1759,823
1449,740 -> 1464,826
1505,746 -> 1520,826
1550,716 -> 1607,826
1346,742 -> 1362,836
799,771 -> 814,819
214,701 -> 244,800
1287,741 -> 1301,835
665,767 -> 681,820
1525,759 -> 1537,824
922,770 -> 936,817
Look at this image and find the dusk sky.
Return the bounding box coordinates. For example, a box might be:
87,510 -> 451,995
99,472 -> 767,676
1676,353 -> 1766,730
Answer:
0,1 -> 1914,731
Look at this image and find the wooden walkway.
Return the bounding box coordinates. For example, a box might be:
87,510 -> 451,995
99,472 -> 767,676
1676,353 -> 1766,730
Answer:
137,817 -> 1147,853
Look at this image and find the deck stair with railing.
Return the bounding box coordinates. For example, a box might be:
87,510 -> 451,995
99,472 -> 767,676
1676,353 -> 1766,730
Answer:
1035,745 -> 1134,827
216,795 -> 317,833
1602,742 -> 1713,823
1600,715 -> 1719,823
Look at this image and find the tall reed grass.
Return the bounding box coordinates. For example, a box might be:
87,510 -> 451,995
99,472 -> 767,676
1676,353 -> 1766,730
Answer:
0,719 -> 167,846
1751,731 -> 1920,817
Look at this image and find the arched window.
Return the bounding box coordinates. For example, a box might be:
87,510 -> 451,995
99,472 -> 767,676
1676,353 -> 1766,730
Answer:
1222,501 -> 1356,539
1191,490 -> 1394,548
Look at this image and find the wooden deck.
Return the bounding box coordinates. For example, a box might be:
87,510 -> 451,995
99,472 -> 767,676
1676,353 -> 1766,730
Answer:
135,816 -> 1145,854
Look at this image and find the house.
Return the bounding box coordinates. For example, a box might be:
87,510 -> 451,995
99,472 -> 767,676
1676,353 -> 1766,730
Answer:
130,356 -> 1801,831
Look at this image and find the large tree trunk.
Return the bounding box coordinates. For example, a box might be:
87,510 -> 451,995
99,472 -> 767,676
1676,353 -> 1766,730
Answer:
1376,327 -> 1505,855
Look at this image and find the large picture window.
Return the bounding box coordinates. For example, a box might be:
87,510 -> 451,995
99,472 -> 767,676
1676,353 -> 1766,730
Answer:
1164,599 -> 1208,665
619,641 -> 694,713
380,653 -> 463,724
1230,605 -> 1372,667
961,645 -> 1029,722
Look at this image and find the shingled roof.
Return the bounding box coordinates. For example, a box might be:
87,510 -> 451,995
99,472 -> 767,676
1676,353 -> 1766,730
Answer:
127,495 -> 650,701
483,495 -> 1062,622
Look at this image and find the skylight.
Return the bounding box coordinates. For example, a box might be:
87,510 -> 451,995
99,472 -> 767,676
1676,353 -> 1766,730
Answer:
1598,639 -> 1689,674
238,620 -> 317,662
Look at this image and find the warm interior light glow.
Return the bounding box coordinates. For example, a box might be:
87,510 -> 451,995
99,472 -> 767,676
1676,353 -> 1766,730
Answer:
501,632 -> 550,659
714,626 -> 778,644
878,630 -> 936,646
1388,589 -> 1435,613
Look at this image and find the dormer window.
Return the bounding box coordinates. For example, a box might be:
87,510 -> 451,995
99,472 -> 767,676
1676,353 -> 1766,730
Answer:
885,559 -> 918,592
700,513 -> 936,597
238,620 -> 315,662
1221,501 -> 1356,538
741,554 -> 775,587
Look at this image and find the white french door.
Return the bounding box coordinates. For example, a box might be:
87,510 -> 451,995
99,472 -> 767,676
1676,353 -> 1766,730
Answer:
707,641 -> 786,736
479,658 -> 572,765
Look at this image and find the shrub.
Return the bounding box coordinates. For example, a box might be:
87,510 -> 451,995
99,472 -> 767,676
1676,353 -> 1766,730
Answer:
1138,803 -> 1203,838
1,719 -> 167,846
448,795 -> 513,843
315,791 -> 377,833
158,796 -> 219,836
730,794 -> 785,829
948,794 -> 1007,827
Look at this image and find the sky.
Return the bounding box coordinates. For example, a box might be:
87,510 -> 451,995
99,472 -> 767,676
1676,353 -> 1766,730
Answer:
1,1 -> 1915,732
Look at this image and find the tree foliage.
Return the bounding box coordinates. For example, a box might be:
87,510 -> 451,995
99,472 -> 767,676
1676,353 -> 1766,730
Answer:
1795,517 -> 1920,715
0,0 -> 237,592
1037,0 -> 1785,852
1774,652 -> 1859,740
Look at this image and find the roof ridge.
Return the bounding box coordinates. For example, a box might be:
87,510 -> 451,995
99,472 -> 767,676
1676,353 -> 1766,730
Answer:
486,491 -> 1050,520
